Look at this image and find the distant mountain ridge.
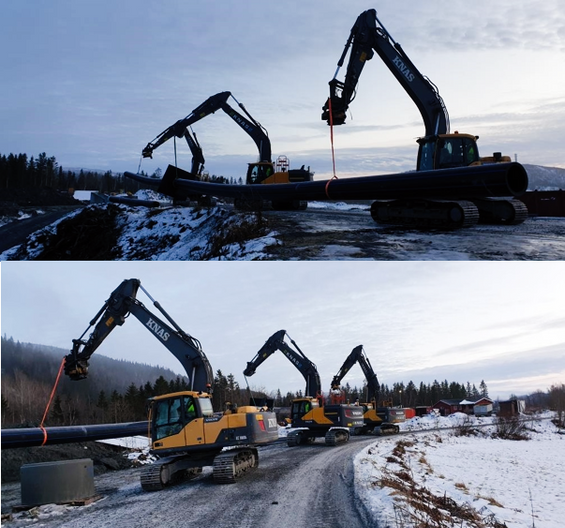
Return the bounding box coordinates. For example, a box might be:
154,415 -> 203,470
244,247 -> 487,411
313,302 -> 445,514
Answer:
524,164 -> 565,191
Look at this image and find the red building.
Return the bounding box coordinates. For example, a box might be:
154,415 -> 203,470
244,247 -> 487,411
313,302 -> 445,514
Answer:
432,397 -> 493,416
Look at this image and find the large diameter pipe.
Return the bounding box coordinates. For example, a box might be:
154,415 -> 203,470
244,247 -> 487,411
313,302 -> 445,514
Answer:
126,165 -> 198,200
1,421 -> 148,449
125,162 -> 528,202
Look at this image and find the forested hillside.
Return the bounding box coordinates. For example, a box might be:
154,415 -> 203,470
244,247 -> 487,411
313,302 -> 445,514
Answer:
0,336 -> 272,428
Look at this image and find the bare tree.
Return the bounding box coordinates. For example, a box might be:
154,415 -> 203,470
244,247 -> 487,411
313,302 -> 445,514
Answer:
549,383 -> 565,426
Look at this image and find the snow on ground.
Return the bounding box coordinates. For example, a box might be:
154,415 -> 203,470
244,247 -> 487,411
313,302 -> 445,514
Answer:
355,413 -> 564,528
0,201 -> 279,261
113,203 -> 277,260
0,209 -> 46,228
307,201 -> 370,211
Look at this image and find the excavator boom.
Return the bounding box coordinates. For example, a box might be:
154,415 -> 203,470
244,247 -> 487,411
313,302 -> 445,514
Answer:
244,329 -> 322,399
323,8 -> 449,137
142,91 -> 272,163
331,345 -> 379,403
65,278 -> 213,392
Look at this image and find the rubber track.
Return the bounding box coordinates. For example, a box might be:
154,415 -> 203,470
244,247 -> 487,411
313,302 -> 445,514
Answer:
140,463 -> 164,491
325,428 -> 350,446
371,199 -> 480,229
212,448 -> 258,484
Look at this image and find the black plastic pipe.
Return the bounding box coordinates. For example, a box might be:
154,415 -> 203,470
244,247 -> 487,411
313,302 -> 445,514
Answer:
1,421 -> 148,449
125,162 -> 528,202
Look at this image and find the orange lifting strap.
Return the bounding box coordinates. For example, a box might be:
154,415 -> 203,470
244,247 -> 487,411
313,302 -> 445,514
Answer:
39,357 -> 66,446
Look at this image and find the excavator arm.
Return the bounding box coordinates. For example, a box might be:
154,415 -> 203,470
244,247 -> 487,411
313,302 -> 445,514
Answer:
142,91 -> 272,163
65,278 -> 213,392
322,8 -> 449,137
243,330 -> 322,398
183,128 -> 205,176
331,345 -> 379,403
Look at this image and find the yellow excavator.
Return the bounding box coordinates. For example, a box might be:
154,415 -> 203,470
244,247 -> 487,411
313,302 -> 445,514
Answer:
322,8 -> 528,227
330,345 -> 400,434
141,91 -> 313,210
243,330 -> 364,446
65,278 -> 278,490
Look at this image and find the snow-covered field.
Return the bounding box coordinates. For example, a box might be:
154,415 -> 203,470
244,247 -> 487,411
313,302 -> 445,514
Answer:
2,171 -> 565,260
355,413 -> 564,528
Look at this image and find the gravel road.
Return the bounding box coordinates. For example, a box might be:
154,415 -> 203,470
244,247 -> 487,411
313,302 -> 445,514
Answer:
1,437 -> 378,528
0,206 -> 82,253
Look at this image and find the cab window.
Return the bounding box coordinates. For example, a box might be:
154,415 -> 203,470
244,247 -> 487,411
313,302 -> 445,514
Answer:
199,397 -> 214,417
153,395 -> 198,440
154,397 -> 183,440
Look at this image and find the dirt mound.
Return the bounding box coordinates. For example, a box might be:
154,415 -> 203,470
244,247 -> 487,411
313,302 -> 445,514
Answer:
1,442 -> 134,483
9,204 -> 123,260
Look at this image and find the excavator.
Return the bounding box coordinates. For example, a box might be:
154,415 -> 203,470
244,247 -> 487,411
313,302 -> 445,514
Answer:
322,8 -> 528,228
330,345 -> 399,435
142,91 -> 313,210
243,330 -> 364,447
64,278 -> 278,490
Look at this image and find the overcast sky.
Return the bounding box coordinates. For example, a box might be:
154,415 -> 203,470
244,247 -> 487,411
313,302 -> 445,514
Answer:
1,261 -> 563,400
1,1 -> 564,181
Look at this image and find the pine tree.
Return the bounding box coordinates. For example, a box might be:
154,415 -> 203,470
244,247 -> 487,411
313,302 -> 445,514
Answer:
479,380 -> 489,398
50,395 -> 65,425
153,375 -> 171,396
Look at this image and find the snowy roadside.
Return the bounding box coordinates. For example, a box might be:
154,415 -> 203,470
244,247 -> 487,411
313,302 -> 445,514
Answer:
0,192 -> 369,261
354,413 -> 564,528
0,199 -> 279,261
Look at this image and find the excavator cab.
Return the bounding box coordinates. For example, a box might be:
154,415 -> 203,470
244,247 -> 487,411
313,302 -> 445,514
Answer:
417,133 -> 480,171
150,391 -> 214,449
247,162 -> 275,184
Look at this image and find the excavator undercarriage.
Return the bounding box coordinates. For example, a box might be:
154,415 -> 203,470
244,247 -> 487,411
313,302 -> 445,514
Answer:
140,446 -> 261,490
371,197 -> 528,229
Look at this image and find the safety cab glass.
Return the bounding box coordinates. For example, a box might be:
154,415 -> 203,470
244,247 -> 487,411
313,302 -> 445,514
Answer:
153,395 -> 196,440
199,397 -> 214,417
437,137 -> 478,168
249,165 -> 259,183
418,142 -> 435,171
291,400 -> 312,420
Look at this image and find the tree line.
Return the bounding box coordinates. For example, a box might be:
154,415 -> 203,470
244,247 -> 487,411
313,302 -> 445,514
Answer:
0,152 -> 236,194
2,337 -> 563,428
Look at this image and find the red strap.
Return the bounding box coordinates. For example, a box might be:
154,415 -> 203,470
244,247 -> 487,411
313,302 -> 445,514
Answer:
39,357 -> 66,445
326,92 -> 338,198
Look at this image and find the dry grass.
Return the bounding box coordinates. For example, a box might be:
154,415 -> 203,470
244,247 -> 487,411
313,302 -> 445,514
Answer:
494,417 -> 530,440
376,438 -> 508,528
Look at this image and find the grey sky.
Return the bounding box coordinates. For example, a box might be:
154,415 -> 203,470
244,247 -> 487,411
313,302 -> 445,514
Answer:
1,261 -> 563,400
1,1 -> 563,180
